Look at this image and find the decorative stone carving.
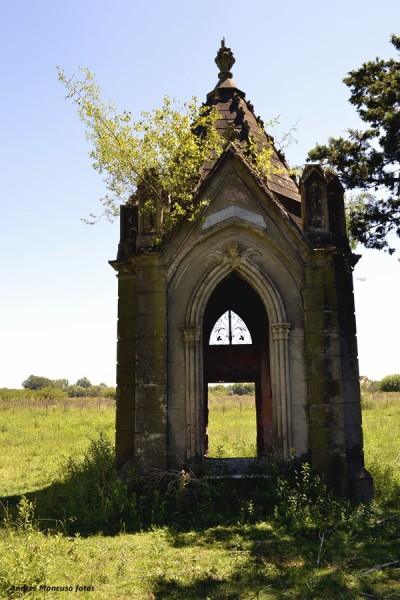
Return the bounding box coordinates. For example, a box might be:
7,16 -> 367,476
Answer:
181,325 -> 201,342
209,309 -> 252,345
270,323 -> 291,340
225,243 -> 241,260
300,164 -> 329,234
308,182 -> 323,229
208,243 -> 261,269
215,38 -> 235,79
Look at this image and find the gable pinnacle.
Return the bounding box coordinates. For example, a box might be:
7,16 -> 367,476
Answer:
215,38 -> 235,79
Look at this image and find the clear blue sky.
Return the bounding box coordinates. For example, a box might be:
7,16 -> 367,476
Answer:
0,0 -> 399,388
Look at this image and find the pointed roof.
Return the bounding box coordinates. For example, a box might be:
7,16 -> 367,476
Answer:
201,40 -> 301,211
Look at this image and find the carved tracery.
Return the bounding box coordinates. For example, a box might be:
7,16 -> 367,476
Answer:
209,310 -> 252,345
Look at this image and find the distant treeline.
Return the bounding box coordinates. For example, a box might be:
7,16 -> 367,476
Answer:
360,374 -> 400,393
1,374 -> 399,402
209,383 -> 255,396
210,376 -> 400,397
0,374 -> 116,400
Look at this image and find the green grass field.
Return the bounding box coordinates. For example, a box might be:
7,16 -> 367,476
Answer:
0,398 -> 114,497
0,392 -> 399,599
207,394 -> 257,457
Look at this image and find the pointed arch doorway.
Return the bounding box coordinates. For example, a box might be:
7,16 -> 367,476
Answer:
203,273 -> 272,458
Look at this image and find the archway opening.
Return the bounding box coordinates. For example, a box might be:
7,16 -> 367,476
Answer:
207,382 -> 257,458
203,273 -> 272,459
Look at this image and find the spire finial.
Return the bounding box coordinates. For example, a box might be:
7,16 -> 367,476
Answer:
215,39 -> 235,79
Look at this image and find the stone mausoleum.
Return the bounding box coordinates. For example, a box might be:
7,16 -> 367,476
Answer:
110,42 -> 373,500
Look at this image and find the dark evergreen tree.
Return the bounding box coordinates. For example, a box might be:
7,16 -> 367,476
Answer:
308,34 -> 400,253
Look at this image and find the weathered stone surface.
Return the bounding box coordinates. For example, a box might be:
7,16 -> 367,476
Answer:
337,310 -> 357,335
117,319 -> 136,340
136,336 -> 167,361
168,432 -> 187,462
307,355 -> 342,380
116,408 -> 135,431
341,356 -> 360,380
307,379 -> 343,404
134,432 -> 167,471
136,271 -> 166,293
117,341 -> 136,363
136,315 -> 167,339
117,275 -> 136,299
302,286 -> 338,311
115,429 -> 134,468
305,332 -> 341,356
309,404 -> 332,426
135,407 -> 167,432
339,334 -> 359,357
341,379 -> 362,403
309,427 -> 330,451
344,425 -> 364,450
342,401 -> 362,427
137,291 -> 166,316
136,360 -> 167,385
304,309 -> 339,333
304,264 -> 336,286
116,363 -> 135,387
135,383 -> 166,411
118,297 -> 137,319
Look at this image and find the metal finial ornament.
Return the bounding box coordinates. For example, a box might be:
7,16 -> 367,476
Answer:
215,39 -> 235,79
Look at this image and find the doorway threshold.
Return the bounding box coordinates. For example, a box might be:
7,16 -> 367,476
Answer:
203,456 -> 270,477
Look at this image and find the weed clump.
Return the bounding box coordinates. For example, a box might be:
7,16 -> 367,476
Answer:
33,433 -> 138,535
0,497 -> 62,596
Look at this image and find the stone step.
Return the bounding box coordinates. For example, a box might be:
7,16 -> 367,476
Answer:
203,457 -> 270,477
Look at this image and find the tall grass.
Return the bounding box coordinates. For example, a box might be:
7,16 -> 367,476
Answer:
0,399 -> 114,497
207,394 -> 257,457
361,391 -> 400,507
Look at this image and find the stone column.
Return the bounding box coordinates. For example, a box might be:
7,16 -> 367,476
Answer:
270,322 -> 292,457
115,270 -> 136,470
303,248 -> 348,492
334,253 -> 373,501
134,256 -> 168,471
181,325 -> 202,463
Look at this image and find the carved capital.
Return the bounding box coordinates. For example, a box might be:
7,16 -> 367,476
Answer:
270,322 -> 291,340
181,325 -> 201,342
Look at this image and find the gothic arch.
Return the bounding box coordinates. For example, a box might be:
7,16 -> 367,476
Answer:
179,247 -> 293,464
203,273 -> 271,457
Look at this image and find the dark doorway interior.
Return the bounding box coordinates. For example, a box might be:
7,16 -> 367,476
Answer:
203,273 -> 272,457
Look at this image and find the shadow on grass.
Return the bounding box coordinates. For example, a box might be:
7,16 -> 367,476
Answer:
1,434 -> 399,560
151,530 -> 360,600
0,435 -> 282,536
153,521 -> 400,600
0,472 -> 280,537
